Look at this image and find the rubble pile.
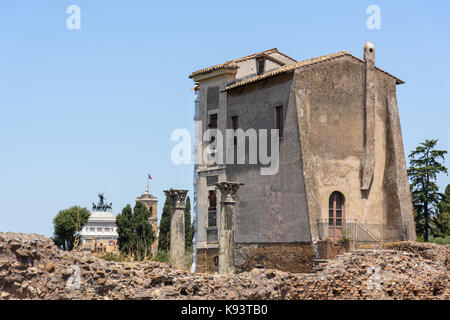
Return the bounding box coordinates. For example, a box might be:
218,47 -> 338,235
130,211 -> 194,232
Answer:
0,233 -> 448,300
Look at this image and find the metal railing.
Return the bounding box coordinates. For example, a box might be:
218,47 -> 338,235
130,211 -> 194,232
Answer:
316,219 -> 409,242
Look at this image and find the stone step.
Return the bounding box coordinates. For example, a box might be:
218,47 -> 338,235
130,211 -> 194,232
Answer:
314,259 -> 329,264
312,259 -> 330,272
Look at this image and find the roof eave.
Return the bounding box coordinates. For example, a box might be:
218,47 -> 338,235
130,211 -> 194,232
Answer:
190,67 -> 238,82
375,68 -> 404,85
189,48 -> 297,80
225,52 -> 405,90
345,54 -> 404,84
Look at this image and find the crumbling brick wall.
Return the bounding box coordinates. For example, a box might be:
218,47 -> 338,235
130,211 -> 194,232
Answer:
235,243 -> 315,273
0,233 -> 448,300
195,248 -> 219,273
316,240 -> 350,260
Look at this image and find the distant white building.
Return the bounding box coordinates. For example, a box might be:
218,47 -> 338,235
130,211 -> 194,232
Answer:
80,194 -> 118,253
80,211 -> 118,242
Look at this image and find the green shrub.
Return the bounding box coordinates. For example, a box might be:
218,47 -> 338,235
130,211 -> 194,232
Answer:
429,235 -> 450,245
339,228 -> 351,246
154,250 -> 170,263
98,252 -> 127,262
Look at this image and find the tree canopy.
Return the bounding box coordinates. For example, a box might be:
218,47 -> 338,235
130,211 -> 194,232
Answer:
407,139 -> 448,242
52,206 -> 90,250
116,201 -> 154,260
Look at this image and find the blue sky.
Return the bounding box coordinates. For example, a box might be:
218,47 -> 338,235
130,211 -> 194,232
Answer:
0,1 -> 449,236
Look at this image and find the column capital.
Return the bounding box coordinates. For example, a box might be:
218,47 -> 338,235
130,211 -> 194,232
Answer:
215,182 -> 244,203
163,189 -> 188,208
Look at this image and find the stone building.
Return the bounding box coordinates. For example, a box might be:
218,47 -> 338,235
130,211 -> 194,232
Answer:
189,43 -> 416,273
80,194 -> 119,254
136,184 -> 159,253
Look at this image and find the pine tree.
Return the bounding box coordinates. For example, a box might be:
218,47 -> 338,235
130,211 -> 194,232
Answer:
407,139 -> 447,242
435,184 -> 450,238
158,197 -> 171,251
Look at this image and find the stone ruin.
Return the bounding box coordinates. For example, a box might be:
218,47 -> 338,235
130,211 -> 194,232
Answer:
0,232 -> 448,300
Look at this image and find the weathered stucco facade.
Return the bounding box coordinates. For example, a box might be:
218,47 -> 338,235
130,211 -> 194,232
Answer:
189,44 -> 416,273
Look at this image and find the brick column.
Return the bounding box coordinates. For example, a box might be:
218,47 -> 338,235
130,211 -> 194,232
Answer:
163,189 -> 188,269
215,182 -> 243,274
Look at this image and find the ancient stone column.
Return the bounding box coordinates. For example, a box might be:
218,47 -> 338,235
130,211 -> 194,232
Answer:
215,182 -> 243,274
163,189 -> 188,269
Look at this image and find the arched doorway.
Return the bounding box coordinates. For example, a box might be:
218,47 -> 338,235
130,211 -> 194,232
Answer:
328,191 -> 345,240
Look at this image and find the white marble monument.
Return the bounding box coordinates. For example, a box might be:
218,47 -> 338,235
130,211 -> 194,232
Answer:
80,193 -> 118,244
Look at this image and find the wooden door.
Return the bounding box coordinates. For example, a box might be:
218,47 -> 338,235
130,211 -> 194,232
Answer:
328,192 -> 345,240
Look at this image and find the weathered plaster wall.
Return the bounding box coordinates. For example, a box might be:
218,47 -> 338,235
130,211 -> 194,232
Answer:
384,82 -> 416,240
235,60 -> 257,81
265,59 -> 283,72
294,56 -> 414,241
235,59 -> 284,81
267,52 -> 297,65
195,74 -> 234,247
227,73 -> 311,243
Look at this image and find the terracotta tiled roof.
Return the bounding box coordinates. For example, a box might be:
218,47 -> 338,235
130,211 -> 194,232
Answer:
224,51 -> 404,90
189,62 -> 239,79
188,48 -> 296,79
224,51 -> 348,90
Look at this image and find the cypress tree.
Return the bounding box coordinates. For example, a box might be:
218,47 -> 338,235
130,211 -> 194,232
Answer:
185,196 -> 194,250
116,202 -> 154,260
116,204 -> 133,256
158,197 -> 171,251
